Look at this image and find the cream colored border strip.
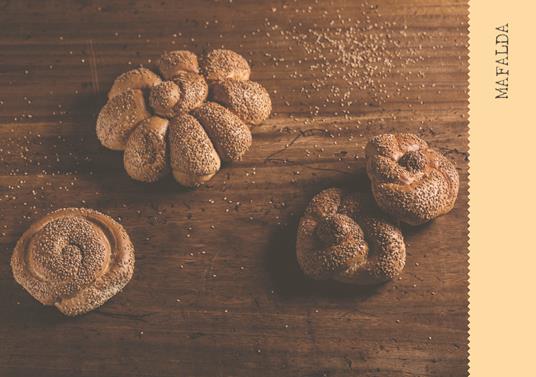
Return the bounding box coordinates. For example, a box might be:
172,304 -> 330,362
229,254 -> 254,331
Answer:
469,1 -> 535,375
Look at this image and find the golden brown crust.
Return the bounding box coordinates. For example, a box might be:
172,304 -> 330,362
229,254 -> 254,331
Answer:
108,68 -> 162,99
124,116 -> 169,182
201,49 -> 251,81
96,89 -> 150,151
10,208 -> 135,316
192,102 -> 252,162
168,114 -> 221,187
211,79 -> 271,125
157,50 -> 199,79
296,188 -> 406,285
97,49 -> 269,187
365,133 -> 459,225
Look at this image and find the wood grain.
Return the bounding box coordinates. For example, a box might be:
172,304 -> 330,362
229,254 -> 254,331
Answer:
0,1 -> 469,376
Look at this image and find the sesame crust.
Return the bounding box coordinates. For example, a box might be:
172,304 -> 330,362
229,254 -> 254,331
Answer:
124,116 -> 170,182
10,208 -> 135,316
108,68 -> 161,99
366,133 -> 459,225
96,89 -> 150,151
157,50 -> 199,79
296,188 -> 406,285
97,49 -> 269,187
211,79 -> 272,125
149,81 -> 181,118
172,71 -> 208,114
168,114 -> 221,187
201,49 -> 251,81
192,102 -> 252,162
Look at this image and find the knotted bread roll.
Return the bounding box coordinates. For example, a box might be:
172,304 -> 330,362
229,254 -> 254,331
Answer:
365,133 -> 459,225
11,208 -> 135,316
96,49 -> 271,187
296,188 -> 406,285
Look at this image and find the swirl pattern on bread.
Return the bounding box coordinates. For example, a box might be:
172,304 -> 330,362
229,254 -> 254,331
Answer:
365,133 -> 459,225
96,49 -> 271,187
11,208 -> 135,316
296,188 -> 406,285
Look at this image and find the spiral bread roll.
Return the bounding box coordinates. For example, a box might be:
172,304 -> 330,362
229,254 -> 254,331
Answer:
296,188 -> 406,285
11,208 -> 135,316
365,133 -> 459,225
96,48 -> 270,186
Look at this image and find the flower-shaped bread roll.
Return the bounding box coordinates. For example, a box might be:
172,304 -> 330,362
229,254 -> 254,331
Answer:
96,49 -> 271,187
365,133 -> 459,225
11,208 -> 135,316
296,188 -> 406,285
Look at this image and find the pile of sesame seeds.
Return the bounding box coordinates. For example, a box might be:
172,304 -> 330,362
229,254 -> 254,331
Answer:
262,1 -> 429,118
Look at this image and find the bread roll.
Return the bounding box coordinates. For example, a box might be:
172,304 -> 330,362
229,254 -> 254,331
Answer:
365,133 -> 459,225
172,71 -> 208,114
96,89 -> 150,150
211,79 -> 271,125
296,188 -> 406,285
192,102 -> 252,162
168,114 -> 221,187
108,68 -> 161,99
97,49 -> 269,186
158,50 -> 199,79
11,208 -> 135,316
201,49 -> 251,81
124,116 -> 169,182
149,81 -> 181,118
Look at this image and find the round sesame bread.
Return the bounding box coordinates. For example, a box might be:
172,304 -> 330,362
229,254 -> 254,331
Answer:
192,102 -> 252,162
157,50 -> 199,79
296,188 -> 406,285
124,116 -> 170,182
108,68 -> 161,99
96,48 -> 270,187
96,89 -> 151,151
168,114 -> 221,187
201,49 -> 251,81
11,208 -> 135,316
211,79 -> 272,125
365,133 -> 459,225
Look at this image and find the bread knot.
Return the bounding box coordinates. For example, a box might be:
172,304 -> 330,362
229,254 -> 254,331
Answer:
315,214 -> 362,247
366,133 -> 459,225
296,188 -> 406,285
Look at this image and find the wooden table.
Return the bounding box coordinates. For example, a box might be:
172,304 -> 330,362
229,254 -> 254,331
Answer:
0,1 -> 469,376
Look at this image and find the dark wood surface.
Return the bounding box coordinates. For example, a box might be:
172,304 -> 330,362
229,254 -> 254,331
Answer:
0,1 -> 469,376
